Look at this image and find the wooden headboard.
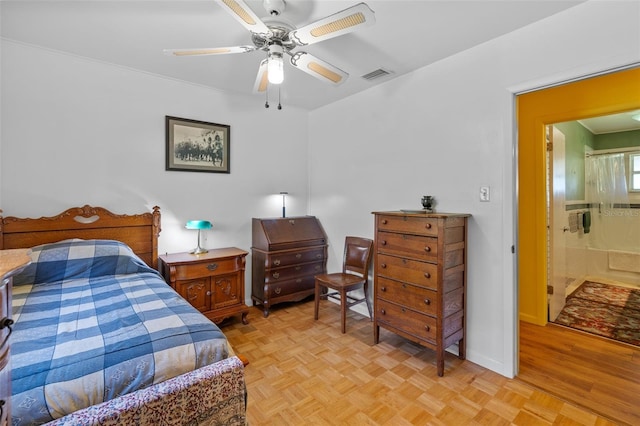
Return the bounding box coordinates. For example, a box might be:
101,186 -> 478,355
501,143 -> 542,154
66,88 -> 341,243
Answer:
0,205 -> 161,269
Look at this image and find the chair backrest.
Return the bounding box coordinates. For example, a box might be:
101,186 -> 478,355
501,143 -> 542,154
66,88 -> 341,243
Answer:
342,236 -> 374,278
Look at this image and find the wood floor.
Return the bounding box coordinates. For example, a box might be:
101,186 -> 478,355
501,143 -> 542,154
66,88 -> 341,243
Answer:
221,300 -> 622,425
519,321 -> 640,426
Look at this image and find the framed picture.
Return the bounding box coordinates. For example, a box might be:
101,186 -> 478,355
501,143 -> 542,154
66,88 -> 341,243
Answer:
166,116 -> 230,173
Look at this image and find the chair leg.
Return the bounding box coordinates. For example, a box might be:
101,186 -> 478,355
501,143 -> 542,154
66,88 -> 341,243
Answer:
314,280 -> 321,320
340,288 -> 347,334
363,282 -> 373,321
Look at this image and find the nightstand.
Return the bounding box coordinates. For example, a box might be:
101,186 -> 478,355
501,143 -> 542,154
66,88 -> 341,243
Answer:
159,247 -> 250,325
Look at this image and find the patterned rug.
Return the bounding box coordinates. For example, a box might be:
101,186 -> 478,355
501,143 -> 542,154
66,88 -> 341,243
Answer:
553,281 -> 640,346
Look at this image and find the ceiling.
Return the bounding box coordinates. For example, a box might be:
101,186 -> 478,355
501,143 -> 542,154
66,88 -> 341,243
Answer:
1,0 -> 591,111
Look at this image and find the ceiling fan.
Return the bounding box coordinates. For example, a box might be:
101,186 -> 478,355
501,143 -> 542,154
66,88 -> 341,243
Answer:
164,0 -> 375,107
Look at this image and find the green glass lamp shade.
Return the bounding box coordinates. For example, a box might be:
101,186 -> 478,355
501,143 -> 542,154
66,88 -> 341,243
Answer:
185,220 -> 212,230
185,220 -> 212,254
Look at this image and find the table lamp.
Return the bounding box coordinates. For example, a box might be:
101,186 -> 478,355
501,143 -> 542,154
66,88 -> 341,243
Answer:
185,220 -> 212,254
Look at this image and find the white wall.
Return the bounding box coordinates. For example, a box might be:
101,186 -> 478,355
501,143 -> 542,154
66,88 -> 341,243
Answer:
0,41 -> 309,260
308,0 -> 640,377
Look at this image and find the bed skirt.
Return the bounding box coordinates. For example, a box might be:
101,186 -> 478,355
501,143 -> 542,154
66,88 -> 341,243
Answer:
46,356 -> 247,426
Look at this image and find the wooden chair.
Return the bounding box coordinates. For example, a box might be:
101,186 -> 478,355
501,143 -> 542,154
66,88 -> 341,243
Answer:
314,236 -> 374,333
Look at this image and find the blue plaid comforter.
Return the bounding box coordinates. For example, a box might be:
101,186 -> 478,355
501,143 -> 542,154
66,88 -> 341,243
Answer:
10,239 -> 229,425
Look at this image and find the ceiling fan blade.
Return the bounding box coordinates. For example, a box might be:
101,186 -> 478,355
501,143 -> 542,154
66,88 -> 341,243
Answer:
253,59 -> 269,93
289,2 -> 375,46
214,0 -> 271,37
289,52 -> 348,85
163,46 -> 256,56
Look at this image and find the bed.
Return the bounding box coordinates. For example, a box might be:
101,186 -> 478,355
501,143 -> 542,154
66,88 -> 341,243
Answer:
0,205 -> 247,425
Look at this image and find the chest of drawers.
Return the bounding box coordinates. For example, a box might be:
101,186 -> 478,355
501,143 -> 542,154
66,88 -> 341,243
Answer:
372,211 -> 470,376
251,216 -> 327,317
159,248 -> 249,325
1,249 -> 31,426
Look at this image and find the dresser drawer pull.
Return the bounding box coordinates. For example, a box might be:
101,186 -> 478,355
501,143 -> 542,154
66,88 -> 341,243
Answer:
380,286 -> 386,292
295,266 -> 301,271
207,263 -> 218,271
381,263 -> 387,269
381,240 -> 387,246
296,279 -> 302,283
380,308 -> 386,315
273,259 -> 281,266
424,246 -> 431,252
381,219 -> 388,224
273,272 -> 280,279
424,299 -> 431,305
424,272 -> 431,279
315,265 -> 322,271
275,287 -> 282,295
296,253 -> 302,259
425,325 -> 431,332
206,291 -> 212,296
425,223 -> 432,229
316,254 -> 322,259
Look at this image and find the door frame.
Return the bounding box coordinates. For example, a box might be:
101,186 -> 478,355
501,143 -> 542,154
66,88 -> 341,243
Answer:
517,66 -> 640,326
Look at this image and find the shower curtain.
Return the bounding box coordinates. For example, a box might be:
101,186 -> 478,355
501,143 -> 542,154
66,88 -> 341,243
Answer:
585,153 -> 635,251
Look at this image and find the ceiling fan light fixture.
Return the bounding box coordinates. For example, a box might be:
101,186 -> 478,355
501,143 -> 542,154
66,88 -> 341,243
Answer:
267,43 -> 284,84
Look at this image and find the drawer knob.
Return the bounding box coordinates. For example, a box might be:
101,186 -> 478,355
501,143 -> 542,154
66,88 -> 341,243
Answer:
424,299 -> 431,305
381,240 -> 387,246
425,325 -> 431,332
206,291 -> 212,296
296,253 -> 302,259
273,259 -> 281,266
380,286 -> 386,292
401,308 -> 406,313
275,287 -> 282,294
381,219 -> 388,224
381,263 -> 387,269
273,272 -> 280,279
295,266 -> 301,271
316,254 -> 322,259
380,308 -> 386,315
296,279 -> 302,283
425,223 -> 432,229
424,272 -> 431,279
424,246 -> 431,252
207,263 -> 218,271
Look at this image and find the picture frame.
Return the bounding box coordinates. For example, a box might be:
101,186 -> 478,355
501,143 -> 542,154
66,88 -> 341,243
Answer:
166,116 -> 230,174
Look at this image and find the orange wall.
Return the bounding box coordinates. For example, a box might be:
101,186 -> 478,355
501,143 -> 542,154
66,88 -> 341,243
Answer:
517,67 -> 640,325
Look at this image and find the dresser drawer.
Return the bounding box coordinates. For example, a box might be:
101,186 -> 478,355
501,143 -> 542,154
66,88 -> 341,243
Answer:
377,215 -> 439,237
265,275 -> 315,299
376,276 -> 438,316
264,261 -> 324,284
376,254 -> 438,290
377,231 -> 438,261
264,246 -> 326,268
173,257 -> 240,280
376,299 -> 437,342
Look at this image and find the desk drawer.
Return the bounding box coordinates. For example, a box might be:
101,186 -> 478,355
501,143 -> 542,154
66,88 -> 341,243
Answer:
264,261 -> 325,284
264,246 -> 326,268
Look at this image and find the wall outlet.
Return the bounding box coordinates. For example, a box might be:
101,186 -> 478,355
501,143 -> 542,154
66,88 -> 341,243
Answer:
480,186 -> 490,202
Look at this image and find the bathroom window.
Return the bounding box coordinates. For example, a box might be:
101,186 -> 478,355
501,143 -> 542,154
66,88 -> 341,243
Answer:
631,153 -> 640,192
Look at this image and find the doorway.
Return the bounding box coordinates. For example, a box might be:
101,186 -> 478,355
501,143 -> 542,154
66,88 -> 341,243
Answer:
517,66 -> 640,326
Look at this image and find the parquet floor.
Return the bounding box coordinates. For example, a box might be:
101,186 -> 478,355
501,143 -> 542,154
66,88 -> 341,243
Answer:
519,321 -> 640,426
221,300 -> 620,425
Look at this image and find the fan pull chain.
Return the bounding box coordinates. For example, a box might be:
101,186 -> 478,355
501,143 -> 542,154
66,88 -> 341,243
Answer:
277,86 -> 282,110
265,84 -> 270,108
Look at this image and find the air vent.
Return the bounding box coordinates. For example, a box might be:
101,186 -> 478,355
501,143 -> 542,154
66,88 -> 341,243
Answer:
361,68 -> 393,81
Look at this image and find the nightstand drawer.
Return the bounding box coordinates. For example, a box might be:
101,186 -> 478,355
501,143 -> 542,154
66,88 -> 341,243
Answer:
174,257 -> 240,280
